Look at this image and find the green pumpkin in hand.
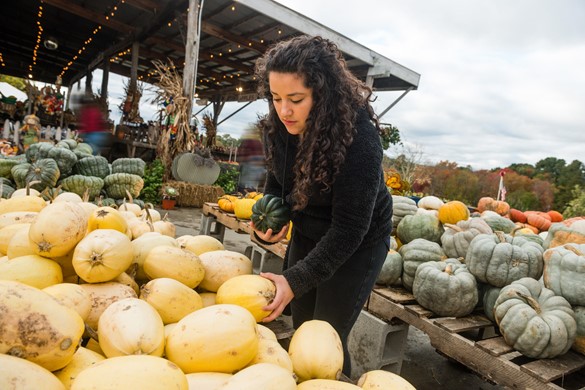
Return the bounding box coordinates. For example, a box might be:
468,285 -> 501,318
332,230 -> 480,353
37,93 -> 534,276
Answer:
251,194 -> 291,234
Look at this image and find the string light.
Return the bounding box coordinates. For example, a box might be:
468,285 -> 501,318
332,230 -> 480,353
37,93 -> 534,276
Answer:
0,52 -> 5,67
59,1 -> 122,78
28,1 -> 44,79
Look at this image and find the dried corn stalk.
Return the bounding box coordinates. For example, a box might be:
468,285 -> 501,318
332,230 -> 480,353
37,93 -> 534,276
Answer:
152,60 -> 194,180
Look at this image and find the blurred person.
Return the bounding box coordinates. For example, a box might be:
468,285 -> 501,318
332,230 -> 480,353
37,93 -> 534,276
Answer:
77,94 -> 113,156
237,126 -> 266,193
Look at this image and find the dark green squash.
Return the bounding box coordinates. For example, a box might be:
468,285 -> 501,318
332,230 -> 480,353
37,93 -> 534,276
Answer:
74,156 -> 110,179
0,158 -> 20,179
11,158 -> 60,191
250,194 -> 291,234
111,158 -> 146,177
48,146 -> 78,177
104,173 -> 144,199
60,174 -> 104,199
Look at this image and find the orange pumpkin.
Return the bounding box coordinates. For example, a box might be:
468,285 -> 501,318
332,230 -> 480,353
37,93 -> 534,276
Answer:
525,211 -> 552,231
217,196 -> 236,213
437,201 -> 470,225
477,197 -> 510,216
509,208 -> 527,223
547,210 -> 563,223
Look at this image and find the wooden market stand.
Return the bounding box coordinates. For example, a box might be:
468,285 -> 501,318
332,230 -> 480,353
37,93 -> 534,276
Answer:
199,202 -> 585,389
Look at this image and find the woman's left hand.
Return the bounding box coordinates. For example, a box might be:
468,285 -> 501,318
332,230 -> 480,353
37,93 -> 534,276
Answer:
260,272 -> 294,322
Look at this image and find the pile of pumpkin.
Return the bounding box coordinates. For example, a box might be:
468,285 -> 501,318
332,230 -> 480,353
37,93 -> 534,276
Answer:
216,191 -> 264,219
0,140 -> 146,206
380,194 -> 585,360
0,192 -> 415,389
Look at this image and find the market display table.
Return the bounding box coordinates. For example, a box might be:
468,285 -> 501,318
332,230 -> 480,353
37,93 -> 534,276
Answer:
366,286 -> 585,390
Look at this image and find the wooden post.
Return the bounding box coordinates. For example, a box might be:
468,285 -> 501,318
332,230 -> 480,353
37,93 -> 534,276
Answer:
85,70 -> 93,95
59,86 -> 73,128
129,41 -> 139,94
183,0 -> 201,122
101,59 -> 110,100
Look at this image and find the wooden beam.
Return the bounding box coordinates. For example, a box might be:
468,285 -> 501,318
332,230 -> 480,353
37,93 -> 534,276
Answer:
123,0 -> 161,14
201,21 -> 267,55
67,0 -> 189,85
42,0 -> 136,34
146,36 -> 185,54
199,50 -> 255,75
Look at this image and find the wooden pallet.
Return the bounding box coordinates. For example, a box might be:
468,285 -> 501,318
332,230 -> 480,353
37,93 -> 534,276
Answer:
201,202 -> 288,259
367,286 -> 585,390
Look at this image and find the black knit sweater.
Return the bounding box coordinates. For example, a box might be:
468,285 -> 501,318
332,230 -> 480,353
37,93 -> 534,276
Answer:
264,109 -> 393,298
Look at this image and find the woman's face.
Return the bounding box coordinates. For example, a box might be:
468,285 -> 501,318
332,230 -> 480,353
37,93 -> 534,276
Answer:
268,72 -> 313,135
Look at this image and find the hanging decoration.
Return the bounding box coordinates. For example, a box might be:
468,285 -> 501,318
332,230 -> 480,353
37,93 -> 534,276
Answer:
119,79 -> 143,123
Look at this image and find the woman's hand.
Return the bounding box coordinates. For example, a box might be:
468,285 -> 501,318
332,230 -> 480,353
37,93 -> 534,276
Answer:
250,221 -> 289,244
260,272 -> 294,322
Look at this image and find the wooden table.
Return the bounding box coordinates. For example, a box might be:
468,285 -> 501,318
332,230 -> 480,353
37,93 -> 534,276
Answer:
201,202 -> 288,260
367,286 -> 585,390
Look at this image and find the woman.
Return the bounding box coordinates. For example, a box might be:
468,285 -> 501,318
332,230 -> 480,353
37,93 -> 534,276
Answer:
252,35 -> 393,375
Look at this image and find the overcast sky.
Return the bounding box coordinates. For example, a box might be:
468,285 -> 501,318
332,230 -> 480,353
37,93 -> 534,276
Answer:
88,0 -> 585,170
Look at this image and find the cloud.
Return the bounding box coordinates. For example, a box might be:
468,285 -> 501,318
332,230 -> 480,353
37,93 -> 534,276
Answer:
83,1 -> 584,170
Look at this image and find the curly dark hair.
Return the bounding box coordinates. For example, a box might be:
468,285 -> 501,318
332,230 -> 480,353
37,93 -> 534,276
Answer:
255,35 -> 381,210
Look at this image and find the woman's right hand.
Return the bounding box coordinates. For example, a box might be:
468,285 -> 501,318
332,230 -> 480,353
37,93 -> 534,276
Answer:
250,221 -> 289,244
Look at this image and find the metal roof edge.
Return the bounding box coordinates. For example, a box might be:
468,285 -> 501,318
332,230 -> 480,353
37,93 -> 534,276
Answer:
235,0 -> 420,89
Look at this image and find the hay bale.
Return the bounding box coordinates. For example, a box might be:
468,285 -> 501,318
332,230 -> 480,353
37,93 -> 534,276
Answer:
165,180 -> 224,207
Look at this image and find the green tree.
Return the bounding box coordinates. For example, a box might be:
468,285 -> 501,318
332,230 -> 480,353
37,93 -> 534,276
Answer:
0,74 -> 27,92
563,185 -> 585,218
508,163 -> 536,178
379,123 -> 401,150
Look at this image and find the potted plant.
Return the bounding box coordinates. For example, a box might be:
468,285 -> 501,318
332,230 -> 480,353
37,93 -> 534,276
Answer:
161,186 -> 178,210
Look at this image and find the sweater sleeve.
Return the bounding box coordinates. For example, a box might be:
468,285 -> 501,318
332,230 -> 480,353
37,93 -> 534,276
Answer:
283,121 -> 385,297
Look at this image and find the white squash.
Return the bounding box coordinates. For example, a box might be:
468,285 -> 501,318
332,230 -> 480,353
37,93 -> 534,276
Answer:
297,379 -> 362,389
29,202 -> 88,258
357,369 -> 416,389
0,353 -> 66,390
130,232 -> 178,281
98,297 -> 165,358
0,254 -> 63,289
0,280 -> 85,371
79,281 -> 138,330
143,246 -> 205,288
53,191 -> 83,203
53,347 -> 105,388
140,277 -> 203,324
6,225 -> 35,258
220,362 -> 297,390
417,195 -> 444,210
165,304 -> 259,373
179,234 -> 225,255
186,372 -> 232,389
247,339 -> 294,372
0,222 -> 30,255
200,291 -> 217,307
216,274 -> 276,322
71,355 -> 188,390
72,229 -> 133,283
0,210 -> 38,229
43,283 -> 92,322
197,250 -> 253,292
288,320 -> 344,382
257,323 -> 278,341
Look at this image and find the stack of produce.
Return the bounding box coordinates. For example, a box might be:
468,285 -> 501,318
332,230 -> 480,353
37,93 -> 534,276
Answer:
378,193 -> 585,360
0,191 -> 415,389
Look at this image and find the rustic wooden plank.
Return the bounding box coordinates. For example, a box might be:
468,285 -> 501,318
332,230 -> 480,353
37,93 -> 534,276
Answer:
404,304 -> 434,318
368,291 -> 566,390
372,286 -> 416,304
476,336 -> 515,357
434,314 -> 494,333
520,351 -> 585,383
264,318 -> 294,340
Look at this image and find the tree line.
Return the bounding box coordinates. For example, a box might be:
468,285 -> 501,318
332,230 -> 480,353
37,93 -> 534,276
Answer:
384,155 -> 585,217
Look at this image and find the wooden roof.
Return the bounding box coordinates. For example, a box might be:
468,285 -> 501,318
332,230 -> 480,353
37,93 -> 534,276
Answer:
0,0 -> 420,102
